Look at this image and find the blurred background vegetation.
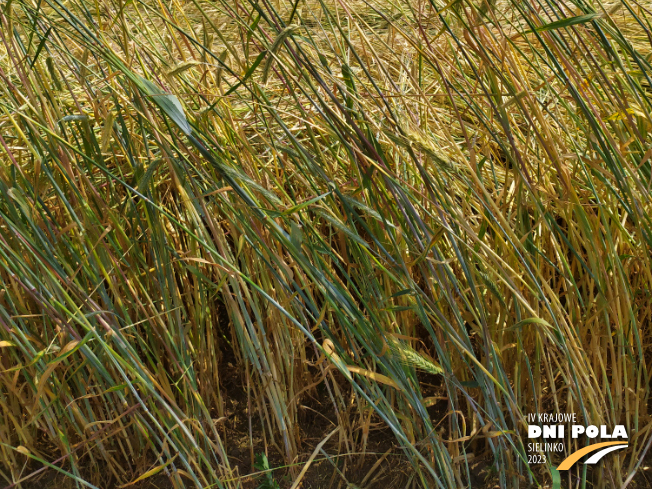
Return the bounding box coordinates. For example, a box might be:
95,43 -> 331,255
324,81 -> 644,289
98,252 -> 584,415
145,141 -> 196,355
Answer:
0,0 -> 651,486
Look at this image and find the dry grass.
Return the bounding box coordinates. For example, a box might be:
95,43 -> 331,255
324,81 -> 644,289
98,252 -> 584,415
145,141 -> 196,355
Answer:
0,0 -> 651,486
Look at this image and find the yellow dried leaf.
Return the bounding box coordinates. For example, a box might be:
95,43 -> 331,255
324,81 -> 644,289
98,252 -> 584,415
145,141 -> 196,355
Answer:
59,340 -> 80,357
16,446 -> 30,456
119,455 -> 177,487
346,366 -> 400,389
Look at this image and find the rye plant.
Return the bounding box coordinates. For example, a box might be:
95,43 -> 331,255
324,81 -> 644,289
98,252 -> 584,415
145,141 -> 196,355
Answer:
0,0 -> 650,486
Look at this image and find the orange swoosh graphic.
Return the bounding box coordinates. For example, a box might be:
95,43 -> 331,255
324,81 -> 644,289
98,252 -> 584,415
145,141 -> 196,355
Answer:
557,442 -> 628,470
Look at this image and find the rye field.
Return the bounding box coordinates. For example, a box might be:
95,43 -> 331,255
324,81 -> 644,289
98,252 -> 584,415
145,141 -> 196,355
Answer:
0,0 -> 651,486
